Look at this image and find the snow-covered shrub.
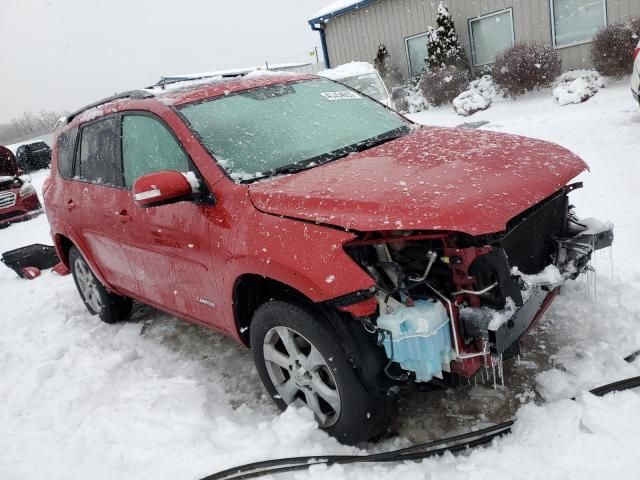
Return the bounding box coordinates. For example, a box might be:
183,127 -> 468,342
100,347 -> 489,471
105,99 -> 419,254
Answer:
425,2 -> 469,70
591,19 -> 640,78
420,65 -> 469,106
453,75 -> 498,116
553,70 -> 606,106
453,91 -> 489,116
493,43 -> 561,97
393,81 -> 428,113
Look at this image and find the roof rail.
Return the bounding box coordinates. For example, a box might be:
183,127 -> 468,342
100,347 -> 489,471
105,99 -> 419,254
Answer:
154,70 -> 249,88
63,90 -> 155,126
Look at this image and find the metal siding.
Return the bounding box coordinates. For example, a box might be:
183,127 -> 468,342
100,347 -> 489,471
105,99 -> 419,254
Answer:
317,0 -> 638,77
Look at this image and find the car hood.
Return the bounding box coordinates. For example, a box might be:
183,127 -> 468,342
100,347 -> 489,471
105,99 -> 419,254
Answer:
0,145 -> 19,178
248,126 -> 588,236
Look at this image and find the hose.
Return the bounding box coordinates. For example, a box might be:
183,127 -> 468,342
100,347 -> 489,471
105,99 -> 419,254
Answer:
199,352 -> 640,480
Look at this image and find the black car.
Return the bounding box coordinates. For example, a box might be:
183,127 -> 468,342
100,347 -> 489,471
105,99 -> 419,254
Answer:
16,141 -> 51,172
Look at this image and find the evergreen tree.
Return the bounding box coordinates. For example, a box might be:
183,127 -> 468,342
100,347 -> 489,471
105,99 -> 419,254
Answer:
373,44 -> 403,87
425,2 -> 468,70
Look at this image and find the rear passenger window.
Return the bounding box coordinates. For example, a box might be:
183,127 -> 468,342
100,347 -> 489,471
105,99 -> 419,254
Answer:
57,128 -> 78,179
122,115 -> 189,188
78,117 -> 122,186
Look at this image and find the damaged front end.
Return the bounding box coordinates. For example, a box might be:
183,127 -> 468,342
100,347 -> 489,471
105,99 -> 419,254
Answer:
344,184 -> 613,384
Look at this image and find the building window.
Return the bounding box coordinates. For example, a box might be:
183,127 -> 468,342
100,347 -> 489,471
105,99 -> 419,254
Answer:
469,9 -> 515,66
405,33 -> 428,77
551,0 -> 607,48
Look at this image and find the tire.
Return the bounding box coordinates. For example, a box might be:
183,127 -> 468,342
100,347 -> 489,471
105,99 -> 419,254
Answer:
69,246 -> 132,324
250,300 -> 387,445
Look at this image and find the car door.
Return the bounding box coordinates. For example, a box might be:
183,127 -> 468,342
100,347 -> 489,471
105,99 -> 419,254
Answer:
72,116 -> 139,295
118,112 -> 217,321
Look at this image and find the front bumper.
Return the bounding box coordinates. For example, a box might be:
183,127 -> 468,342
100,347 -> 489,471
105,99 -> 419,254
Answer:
0,195 -> 43,227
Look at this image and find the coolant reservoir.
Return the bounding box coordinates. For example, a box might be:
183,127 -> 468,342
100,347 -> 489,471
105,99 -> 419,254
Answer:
377,300 -> 454,382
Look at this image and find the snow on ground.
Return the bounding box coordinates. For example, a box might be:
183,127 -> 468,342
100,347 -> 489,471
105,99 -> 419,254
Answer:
2,80 -> 640,480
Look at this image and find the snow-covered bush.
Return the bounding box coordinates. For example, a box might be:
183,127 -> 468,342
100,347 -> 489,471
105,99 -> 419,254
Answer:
420,65 -> 469,106
493,43 -> 561,97
453,91 -> 489,116
453,75 -> 498,116
553,70 -> 606,106
591,19 -> 640,78
393,80 -> 428,113
425,2 -> 469,70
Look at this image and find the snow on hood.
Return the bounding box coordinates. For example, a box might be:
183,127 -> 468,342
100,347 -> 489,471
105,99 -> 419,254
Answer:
248,127 -> 588,236
318,61 -> 376,80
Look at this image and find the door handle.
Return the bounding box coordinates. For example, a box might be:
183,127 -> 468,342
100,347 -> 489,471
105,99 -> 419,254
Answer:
114,209 -> 130,224
66,199 -> 75,211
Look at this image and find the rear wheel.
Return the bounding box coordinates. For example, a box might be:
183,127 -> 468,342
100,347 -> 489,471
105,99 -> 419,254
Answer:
69,246 -> 132,323
250,300 -> 387,445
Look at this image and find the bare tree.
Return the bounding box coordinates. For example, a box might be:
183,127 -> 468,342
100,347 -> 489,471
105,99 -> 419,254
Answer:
0,110 -> 67,145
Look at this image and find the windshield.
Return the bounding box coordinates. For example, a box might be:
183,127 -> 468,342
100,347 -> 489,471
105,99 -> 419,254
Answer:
339,73 -> 388,103
179,78 -> 409,181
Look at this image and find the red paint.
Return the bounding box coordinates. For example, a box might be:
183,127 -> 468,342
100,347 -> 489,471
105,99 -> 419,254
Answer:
132,171 -> 192,208
0,146 -> 43,227
21,266 -> 41,279
44,75 -> 588,349
249,127 -> 587,235
52,262 -> 71,276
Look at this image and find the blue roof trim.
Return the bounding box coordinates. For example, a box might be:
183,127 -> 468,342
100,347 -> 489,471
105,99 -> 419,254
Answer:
308,0 -> 379,25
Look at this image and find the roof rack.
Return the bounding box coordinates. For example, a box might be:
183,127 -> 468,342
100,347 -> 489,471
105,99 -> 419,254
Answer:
154,70 -> 250,88
62,90 -> 155,126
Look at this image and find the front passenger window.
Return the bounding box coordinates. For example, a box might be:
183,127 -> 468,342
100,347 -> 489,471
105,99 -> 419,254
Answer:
122,115 -> 189,187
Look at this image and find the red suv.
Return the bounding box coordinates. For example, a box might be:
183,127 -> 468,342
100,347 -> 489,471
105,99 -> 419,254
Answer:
0,145 -> 43,227
44,73 -> 613,444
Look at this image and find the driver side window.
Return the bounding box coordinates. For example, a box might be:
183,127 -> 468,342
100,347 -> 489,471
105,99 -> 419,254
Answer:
121,115 -> 189,188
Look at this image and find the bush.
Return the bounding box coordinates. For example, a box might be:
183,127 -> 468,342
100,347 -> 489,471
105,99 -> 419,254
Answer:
591,19 -> 640,77
493,43 -> 561,96
420,65 -> 469,106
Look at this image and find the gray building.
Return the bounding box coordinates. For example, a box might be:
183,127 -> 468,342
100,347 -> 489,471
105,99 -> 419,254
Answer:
308,0 -> 640,78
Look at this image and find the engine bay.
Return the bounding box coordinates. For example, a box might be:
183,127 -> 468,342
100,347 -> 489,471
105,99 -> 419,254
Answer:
345,185 -> 614,383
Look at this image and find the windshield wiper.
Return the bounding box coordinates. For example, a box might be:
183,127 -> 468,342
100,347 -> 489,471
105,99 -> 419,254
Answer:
245,126 -> 411,183
350,127 -> 410,153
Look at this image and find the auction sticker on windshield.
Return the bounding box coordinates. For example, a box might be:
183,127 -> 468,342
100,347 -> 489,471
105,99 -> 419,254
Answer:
320,91 -> 362,100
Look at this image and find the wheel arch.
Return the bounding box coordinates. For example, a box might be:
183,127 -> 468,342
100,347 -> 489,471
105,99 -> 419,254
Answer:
52,231 -> 110,287
232,273 -> 313,347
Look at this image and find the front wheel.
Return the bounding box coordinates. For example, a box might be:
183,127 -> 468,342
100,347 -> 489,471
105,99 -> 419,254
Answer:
250,301 -> 387,445
69,246 -> 132,324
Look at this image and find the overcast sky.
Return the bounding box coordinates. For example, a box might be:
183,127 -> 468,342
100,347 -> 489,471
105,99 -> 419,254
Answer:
0,0 -> 330,123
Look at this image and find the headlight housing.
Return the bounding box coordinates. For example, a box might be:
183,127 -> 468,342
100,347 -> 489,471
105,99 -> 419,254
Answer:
19,182 -> 36,197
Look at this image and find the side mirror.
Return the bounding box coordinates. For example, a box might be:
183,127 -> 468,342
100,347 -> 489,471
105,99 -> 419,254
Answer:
132,170 -> 193,208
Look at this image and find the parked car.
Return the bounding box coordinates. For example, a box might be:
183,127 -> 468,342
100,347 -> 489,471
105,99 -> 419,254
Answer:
319,62 -> 395,109
44,73 -> 613,444
0,146 -> 43,228
632,38 -> 640,106
15,141 -> 52,173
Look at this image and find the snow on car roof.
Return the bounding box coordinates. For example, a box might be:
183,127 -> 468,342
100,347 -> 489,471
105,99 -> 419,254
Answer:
318,61 -> 376,80
159,63 -> 312,82
63,72 -> 314,128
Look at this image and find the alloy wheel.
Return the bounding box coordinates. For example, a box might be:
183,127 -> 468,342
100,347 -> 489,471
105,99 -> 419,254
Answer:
74,257 -> 103,313
263,326 -> 341,427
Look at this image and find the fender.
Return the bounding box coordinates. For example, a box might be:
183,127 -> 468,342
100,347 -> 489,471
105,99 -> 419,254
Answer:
51,220 -> 112,290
